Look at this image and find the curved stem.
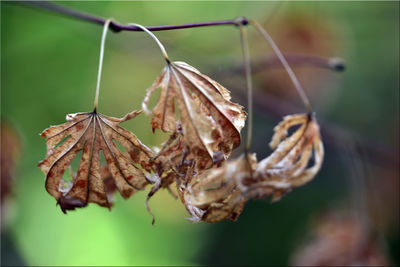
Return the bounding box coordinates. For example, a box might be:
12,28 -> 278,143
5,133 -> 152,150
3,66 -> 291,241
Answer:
94,19 -> 112,110
128,23 -> 170,62
250,19 -> 312,114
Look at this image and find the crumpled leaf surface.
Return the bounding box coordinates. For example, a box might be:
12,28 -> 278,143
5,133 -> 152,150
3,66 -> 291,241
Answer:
245,113 -> 324,201
173,113 -> 324,223
167,113 -> 324,223
142,61 -> 246,168
38,110 -> 154,212
179,154 -> 257,223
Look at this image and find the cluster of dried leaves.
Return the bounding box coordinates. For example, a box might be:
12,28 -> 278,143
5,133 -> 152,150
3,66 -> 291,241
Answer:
39,61 -> 324,223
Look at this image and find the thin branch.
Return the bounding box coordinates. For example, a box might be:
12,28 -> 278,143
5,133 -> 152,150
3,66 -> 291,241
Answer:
19,1 -> 248,32
261,54 -> 346,72
214,53 -> 345,80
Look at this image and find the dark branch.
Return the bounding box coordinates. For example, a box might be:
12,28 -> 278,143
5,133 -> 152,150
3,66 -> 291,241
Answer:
19,1 -> 248,32
216,53 -> 346,77
253,54 -> 346,72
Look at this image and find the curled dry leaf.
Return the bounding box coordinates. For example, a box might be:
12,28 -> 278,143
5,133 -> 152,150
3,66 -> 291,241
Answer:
179,113 -> 324,223
142,61 -> 246,169
243,113 -> 324,201
38,110 -> 154,212
140,122 -> 199,224
151,122 -> 187,177
179,154 -> 257,223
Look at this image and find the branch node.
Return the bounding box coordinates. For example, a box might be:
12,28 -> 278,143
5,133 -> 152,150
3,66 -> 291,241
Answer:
234,16 -> 249,27
109,21 -> 122,32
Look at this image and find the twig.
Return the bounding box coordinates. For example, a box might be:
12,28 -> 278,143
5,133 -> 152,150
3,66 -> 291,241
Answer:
18,1 -> 248,32
219,53 -> 345,76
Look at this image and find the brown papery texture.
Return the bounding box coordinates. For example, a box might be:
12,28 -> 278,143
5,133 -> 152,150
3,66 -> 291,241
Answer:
179,154 -> 257,223
142,61 -> 247,169
38,110 -> 154,212
165,113 -> 324,223
244,113 -> 324,202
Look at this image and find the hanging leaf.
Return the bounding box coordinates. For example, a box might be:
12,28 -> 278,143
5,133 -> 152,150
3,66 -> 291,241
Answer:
142,61 -> 246,169
38,110 -> 154,212
244,113 -> 324,201
179,154 -> 257,223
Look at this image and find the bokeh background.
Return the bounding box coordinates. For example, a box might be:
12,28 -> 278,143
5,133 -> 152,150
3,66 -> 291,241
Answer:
1,1 -> 398,266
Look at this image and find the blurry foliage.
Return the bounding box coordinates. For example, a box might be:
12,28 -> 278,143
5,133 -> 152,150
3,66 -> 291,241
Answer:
1,1 -> 398,266
290,211 -> 392,266
256,10 -> 343,109
1,121 -> 21,229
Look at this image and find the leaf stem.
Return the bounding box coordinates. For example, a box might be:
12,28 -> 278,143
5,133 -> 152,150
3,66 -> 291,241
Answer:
94,19 -> 112,110
128,23 -> 170,62
249,19 -> 312,114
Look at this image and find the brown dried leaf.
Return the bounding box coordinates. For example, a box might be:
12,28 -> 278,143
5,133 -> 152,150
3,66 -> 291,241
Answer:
245,113 -> 324,201
180,154 -> 257,223
151,122 -> 187,174
38,110 -> 154,212
142,61 -> 246,168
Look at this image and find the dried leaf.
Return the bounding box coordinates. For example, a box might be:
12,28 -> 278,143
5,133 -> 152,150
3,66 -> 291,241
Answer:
245,113 -> 324,201
180,154 -> 257,223
142,61 -> 246,168
151,122 -> 187,175
38,110 -> 154,212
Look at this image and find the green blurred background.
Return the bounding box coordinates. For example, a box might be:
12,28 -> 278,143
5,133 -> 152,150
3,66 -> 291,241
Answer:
1,1 -> 398,266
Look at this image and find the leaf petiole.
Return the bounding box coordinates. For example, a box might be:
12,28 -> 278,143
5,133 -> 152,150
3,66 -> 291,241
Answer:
128,23 -> 170,63
94,19 -> 112,110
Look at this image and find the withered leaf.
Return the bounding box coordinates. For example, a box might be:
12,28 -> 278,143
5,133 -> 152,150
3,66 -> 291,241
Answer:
38,110 -> 154,212
142,61 -> 246,168
180,154 -> 257,223
151,122 -> 187,175
247,113 -> 324,201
